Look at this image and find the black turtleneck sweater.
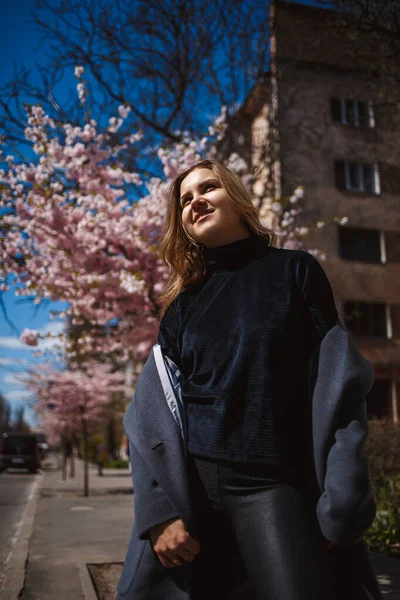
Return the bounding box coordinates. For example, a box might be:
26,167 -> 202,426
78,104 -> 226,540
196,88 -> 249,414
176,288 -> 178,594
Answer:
158,233 -> 338,466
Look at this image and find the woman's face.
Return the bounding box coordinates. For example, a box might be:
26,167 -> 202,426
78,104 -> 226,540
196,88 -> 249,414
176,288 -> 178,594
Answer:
179,168 -> 249,248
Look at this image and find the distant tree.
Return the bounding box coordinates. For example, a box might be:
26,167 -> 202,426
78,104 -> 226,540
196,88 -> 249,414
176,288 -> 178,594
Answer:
0,393 -> 12,433
12,406 -> 31,433
28,361 -> 125,496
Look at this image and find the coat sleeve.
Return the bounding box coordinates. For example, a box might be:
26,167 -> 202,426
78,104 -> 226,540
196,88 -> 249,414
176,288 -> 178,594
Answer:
129,439 -> 180,541
312,323 -> 376,545
294,253 -> 376,543
316,394 -> 376,545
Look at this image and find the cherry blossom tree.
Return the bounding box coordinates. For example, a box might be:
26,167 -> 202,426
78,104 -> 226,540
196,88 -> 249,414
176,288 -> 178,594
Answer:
27,362 -> 125,495
0,73 -> 231,367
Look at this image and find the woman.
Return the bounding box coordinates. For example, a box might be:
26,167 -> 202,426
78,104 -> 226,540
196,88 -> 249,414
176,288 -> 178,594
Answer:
116,159 -> 379,600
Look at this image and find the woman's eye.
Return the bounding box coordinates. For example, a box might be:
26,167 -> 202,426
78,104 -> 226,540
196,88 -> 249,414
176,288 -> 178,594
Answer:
181,184 -> 216,207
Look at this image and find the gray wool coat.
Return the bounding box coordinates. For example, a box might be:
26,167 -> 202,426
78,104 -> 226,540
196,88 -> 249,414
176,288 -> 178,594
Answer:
115,319 -> 377,600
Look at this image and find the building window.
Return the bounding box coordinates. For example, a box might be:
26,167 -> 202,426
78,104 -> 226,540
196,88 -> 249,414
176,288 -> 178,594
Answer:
331,98 -> 375,128
338,226 -> 384,263
366,379 -> 391,420
343,301 -> 388,337
335,161 -> 380,194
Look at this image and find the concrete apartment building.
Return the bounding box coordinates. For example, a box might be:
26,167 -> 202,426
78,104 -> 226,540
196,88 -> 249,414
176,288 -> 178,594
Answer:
228,1 -> 400,421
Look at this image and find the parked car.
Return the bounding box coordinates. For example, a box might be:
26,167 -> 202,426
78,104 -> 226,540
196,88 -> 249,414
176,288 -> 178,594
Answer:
0,432 -> 41,473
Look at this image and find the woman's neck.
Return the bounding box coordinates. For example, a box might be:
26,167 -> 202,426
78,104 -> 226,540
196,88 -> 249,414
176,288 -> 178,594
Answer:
203,232 -> 271,272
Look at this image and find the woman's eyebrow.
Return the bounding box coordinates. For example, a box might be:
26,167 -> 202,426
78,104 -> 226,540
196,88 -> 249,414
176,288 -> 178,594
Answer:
179,179 -> 219,204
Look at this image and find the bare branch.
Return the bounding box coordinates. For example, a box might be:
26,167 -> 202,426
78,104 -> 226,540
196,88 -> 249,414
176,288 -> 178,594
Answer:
1,0 -> 273,162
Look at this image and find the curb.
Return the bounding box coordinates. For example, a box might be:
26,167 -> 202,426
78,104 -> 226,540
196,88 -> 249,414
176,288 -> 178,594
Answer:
80,561 -> 125,600
79,561 -> 98,600
0,472 -> 44,600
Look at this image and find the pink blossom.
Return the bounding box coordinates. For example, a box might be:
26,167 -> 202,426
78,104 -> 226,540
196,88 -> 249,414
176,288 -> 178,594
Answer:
20,329 -> 39,346
77,83 -> 85,103
289,186 -> 305,204
74,66 -> 85,78
118,105 -> 131,119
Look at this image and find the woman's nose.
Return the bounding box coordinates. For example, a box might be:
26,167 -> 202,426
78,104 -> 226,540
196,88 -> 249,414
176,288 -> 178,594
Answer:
191,195 -> 207,208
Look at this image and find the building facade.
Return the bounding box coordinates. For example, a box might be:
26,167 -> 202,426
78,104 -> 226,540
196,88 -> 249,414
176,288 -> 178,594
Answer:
230,1 -> 400,421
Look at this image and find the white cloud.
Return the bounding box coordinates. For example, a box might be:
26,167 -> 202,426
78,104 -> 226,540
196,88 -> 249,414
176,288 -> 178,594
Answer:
41,321 -> 65,336
2,373 -> 26,386
39,321 -> 66,349
0,321 -> 66,351
3,390 -> 33,401
0,337 -> 25,349
0,357 -> 29,367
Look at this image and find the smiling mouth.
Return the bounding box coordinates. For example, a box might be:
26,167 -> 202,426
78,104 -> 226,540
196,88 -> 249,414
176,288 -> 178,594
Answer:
195,212 -> 213,223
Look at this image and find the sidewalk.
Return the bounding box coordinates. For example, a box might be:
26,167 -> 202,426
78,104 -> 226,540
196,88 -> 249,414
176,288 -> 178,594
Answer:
1,454 -> 134,600
1,453 -> 400,600
40,454 -> 134,496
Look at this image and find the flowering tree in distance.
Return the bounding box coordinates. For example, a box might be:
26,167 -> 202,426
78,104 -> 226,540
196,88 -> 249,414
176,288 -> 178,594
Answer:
27,362 -> 125,496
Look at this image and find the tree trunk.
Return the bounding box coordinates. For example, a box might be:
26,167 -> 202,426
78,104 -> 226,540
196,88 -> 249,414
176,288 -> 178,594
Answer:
81,417 -> 89,497
70,445 -> 75,478
62,448 -> 67,481
107,417 -> 116,460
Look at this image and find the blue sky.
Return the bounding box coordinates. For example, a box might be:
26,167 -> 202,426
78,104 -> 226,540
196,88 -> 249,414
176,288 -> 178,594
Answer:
2,0 -> 43,81
0,0 -> 69,427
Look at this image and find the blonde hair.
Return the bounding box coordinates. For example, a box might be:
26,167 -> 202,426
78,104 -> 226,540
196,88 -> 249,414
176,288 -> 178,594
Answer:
157,159 -> 278,318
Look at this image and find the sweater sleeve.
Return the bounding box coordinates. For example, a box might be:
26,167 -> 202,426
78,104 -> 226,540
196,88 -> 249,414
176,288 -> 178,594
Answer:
294,250 -> 338,341
157,299 -> 183,370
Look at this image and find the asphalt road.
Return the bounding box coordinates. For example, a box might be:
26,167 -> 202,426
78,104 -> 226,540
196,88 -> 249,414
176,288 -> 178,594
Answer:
0,470 -> 40,589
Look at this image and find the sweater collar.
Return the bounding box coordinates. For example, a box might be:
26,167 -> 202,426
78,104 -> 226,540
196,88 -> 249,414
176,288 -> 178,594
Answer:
203,232 -> 272,272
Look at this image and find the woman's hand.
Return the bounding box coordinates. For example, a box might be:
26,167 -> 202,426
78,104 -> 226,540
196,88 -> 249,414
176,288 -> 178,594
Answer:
149,518 -> 200,568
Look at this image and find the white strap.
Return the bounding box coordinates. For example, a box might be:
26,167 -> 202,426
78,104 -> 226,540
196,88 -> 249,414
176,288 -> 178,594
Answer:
153,344 -> 186,442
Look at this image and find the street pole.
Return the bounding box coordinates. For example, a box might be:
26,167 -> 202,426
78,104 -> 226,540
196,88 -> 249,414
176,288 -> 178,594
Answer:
81,411 -> 89,497
70,445 -> 75,478
62,449 -> 67,481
